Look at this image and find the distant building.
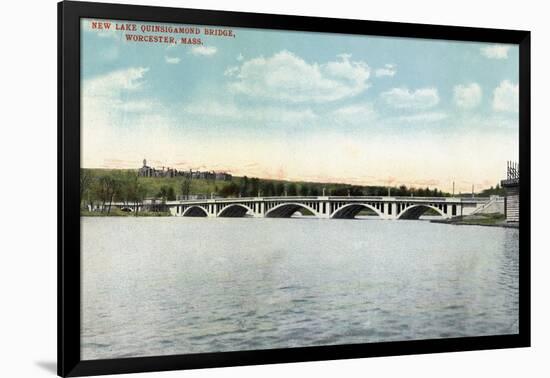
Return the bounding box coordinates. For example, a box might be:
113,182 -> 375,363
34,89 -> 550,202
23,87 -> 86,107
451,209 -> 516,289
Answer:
216,172 -> 232,181
501,161 -> 519,222
138,159 -> 154,177
138,159 -> 178,178
138,159 -> 232,181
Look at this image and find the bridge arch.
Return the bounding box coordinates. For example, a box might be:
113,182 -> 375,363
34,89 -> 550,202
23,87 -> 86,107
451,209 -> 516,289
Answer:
182,205 -> 208,217
265,202 -> 319,218
217,204 -> 253,217
330,203 -> 384,219
120,206 -> 134,212
396,204 -> 447,220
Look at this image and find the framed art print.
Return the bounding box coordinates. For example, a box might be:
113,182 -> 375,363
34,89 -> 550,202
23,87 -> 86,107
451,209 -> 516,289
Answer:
58,1 -> 530,376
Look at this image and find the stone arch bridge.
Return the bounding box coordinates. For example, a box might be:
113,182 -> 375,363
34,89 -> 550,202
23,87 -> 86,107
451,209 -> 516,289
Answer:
116,196 -> 489,220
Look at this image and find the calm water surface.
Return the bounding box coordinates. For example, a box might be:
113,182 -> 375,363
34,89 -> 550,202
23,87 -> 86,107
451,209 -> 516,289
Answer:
81,217 -> 519,360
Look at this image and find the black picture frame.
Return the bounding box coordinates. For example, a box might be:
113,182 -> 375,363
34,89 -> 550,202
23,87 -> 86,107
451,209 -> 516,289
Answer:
58,1 -> 531,376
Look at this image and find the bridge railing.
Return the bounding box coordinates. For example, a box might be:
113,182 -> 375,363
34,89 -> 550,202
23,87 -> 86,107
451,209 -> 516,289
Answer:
378,196 -> 491,202
164,195 -> 491,205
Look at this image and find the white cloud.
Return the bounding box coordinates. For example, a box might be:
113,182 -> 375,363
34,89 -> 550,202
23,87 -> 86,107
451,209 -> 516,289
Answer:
82,67 -> 178,168
227,50 -> 370,103
237,53 -> 244,61
453,83 -> 482,109
381,87 -> 439,109
332,103 -> 377,121
224,66 -> 239,77
375,64 -> 396,77
81,67 -> 518,191
164,56 -> 181,64
493,80 -> 519,112
82,67 -> 149,96
480,45 -> 511,59
191,46 -> 217,56
329,103 -> 378,126
82,67 -> 156,126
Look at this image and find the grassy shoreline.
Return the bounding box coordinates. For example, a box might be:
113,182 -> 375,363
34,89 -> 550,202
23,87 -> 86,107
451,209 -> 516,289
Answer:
81,209 -> 171,217
430,213 -> 518,228
82,168 -> 456,199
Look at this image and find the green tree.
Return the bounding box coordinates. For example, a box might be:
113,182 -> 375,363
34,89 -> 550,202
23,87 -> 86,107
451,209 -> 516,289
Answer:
261,181 -> 275,197
167,186 -> 176,201
480,183 -> 505,196
250,177 -> 260,197
94,175 -> 119,214
287,183 -> 297,196
397,185 -> 408,196
121,172 -> 147,215
275,182 -> 285,196
331,187 -> 348,196
349,186 -> 363,196
240,176 -> 250,197
157,185 -> 176,201
220,182 -> 239,197
180,176 -> 192,200
80,169 -> 94,208
121,172 -> 137,205
135,183 -> 148,215
115,171 -> 136,205
157,185 -> 168,201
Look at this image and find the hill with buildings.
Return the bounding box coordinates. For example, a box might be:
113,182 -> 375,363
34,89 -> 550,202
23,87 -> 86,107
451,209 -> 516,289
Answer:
80,160 -> 507,213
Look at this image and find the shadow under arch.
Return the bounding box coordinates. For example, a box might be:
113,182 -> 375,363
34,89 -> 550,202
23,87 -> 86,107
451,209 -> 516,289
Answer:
397,204 -> 446,220
182,205 -> 208,217
265,202 -> 318,218
217,204 -> 253,217
330,203 -> 384,219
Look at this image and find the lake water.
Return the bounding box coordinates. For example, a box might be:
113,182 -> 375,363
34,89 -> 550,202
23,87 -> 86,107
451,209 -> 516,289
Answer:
81,217 -> 519,360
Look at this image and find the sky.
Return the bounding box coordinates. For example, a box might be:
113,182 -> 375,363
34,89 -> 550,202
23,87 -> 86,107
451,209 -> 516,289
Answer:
81,18 -> 519,193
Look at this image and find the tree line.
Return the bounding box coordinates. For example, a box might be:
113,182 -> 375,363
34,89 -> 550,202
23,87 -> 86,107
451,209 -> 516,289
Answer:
81,170 -> 147,214
479,183 -> 505,196
218,175 -> 449,198
81,170 -> 182,214
81,169 -> 453,214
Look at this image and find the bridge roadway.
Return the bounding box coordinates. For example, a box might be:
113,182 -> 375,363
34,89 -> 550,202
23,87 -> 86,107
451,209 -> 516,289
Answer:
115,196 -> 489,220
